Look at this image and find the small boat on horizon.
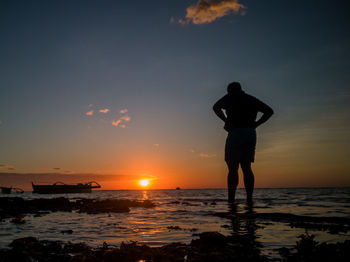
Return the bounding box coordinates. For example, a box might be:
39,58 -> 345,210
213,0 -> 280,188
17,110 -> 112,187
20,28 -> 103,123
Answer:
1,186 -> 24,194
32,181 -> 101,194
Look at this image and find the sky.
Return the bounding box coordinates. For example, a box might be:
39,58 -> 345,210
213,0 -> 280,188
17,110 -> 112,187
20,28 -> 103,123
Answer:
1,0 -> 350,190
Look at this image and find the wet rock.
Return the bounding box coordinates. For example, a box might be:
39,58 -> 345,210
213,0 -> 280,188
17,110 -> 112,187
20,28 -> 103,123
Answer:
9,237 -> 39,249
61,229 -> 73,234
182,201 -> 198,206
167,226 -> 181,231
1,233 -> 349,262
278,246 -> 290,257
191,232 -> 228,250
0,197 -> 156,219
279,233 -> 350,262
157,242 -> 188,262
10,216 -> 25,224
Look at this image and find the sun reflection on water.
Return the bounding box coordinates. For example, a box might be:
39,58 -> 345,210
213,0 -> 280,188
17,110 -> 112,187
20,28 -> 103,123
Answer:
142,190 -> 148,200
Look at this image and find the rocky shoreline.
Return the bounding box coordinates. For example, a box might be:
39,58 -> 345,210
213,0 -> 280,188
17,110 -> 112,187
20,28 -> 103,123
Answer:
1,197 -> 349,261
0,197 -> 155,221
0,232 -> 349,262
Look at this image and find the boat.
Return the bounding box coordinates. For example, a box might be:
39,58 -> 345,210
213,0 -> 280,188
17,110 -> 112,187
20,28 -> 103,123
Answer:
1,187 -> 24,194
32,181 -> 101,194
1,187 -> 11,194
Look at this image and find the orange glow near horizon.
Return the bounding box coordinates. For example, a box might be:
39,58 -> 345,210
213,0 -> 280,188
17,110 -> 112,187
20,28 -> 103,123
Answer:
138,179 -> 151,188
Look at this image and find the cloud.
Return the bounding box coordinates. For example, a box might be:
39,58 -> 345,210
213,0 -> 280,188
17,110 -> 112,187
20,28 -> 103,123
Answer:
199,153 -> 217,158
0,120 -> 2,125
120,115 -> 131,122
0,164 -> 16,170
112,120 -> 127,128
189,149 -> 195,153
112,112 -> 131,128
112,119 -> 122,127
88,104 -> 93,107
154,144 -> 160,147
86,110 -> 94,116
177,18 -> 187,25
177,0 -> 246,25
53,167 -> 61,170
99,108 -> 110,114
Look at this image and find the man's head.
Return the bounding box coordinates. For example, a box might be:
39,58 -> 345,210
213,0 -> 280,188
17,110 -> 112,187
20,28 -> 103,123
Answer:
227,82 -> 242,95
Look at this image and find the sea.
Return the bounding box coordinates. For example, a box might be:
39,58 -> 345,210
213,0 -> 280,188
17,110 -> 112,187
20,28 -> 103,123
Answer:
1,188 -> 349,257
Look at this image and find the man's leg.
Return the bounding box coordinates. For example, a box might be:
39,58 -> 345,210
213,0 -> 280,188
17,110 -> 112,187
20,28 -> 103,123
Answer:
227,161 -> 239,203
240,162 -> 254,204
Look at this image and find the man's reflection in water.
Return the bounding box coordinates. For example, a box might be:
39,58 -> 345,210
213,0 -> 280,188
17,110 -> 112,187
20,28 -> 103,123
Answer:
228,203 -> 263,252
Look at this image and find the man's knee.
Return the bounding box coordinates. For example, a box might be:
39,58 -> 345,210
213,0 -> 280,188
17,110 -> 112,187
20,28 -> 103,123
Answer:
240,162 -> 253,173
227,161 -> 239,172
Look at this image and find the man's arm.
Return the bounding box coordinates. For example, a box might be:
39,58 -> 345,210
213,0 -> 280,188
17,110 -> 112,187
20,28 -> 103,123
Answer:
254,100 -> 274,128
213,97 -> 227,122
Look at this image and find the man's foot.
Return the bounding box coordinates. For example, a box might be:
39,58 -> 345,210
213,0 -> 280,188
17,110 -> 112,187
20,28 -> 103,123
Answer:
246,197 -> 253,207
228,202 -> 237,213
228,189 -> 236,203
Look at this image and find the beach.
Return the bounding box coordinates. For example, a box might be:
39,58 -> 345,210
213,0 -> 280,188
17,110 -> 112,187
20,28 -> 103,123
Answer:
0,188 -> 349,261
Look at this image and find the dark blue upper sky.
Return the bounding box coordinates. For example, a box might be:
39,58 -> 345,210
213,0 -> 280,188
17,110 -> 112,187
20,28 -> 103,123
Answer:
1,0 -> 349,188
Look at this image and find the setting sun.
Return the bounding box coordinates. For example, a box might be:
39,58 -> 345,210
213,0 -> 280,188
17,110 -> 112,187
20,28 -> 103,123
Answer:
139,179 -> 150,188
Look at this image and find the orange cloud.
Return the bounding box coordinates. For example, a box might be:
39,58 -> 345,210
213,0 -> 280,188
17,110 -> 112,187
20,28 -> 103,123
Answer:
0,164 -> 16,170
199,153 -> 216,158
86,110 -> 94,116
99,108 -> 110,114
120,115 -> 131,122
112,112 -> 131,128
179,0 -> 246,25
112,119 -> 122,127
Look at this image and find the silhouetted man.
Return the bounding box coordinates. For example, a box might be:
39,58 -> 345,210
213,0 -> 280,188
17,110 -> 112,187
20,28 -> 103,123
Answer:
213,82 -> 273,204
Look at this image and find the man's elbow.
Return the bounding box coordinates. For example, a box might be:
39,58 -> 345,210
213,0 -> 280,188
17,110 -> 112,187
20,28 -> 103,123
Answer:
262,108 -> 274,119
213,104 -> 220,112
265,106 -> 274,116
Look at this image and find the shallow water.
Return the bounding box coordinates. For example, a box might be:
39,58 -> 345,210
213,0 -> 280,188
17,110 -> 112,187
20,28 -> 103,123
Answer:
1,188 -> 349,257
